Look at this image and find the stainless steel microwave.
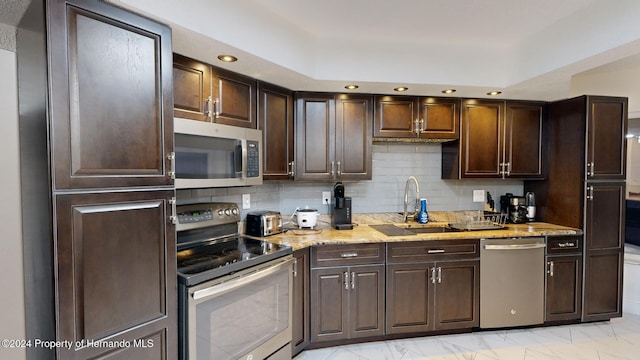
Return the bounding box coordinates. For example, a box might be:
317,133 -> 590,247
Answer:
174,118 -> 262,188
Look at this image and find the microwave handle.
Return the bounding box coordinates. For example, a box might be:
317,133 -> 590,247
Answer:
235,141 -> 243,178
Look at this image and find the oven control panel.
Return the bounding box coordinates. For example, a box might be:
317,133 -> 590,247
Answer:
176,202 -> 241,232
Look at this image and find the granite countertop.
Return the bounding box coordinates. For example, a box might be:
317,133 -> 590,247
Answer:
260,212 -> 582,251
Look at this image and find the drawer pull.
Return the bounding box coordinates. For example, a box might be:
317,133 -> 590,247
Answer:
427,249 -> 445,254
341,252 -> 359,258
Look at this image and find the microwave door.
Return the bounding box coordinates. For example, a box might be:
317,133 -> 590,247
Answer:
234,140 -> 244,179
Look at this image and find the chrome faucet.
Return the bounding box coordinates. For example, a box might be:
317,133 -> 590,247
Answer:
403,176 -> 420,222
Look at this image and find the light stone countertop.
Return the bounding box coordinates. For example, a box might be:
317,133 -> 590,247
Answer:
260,212 -> 582,251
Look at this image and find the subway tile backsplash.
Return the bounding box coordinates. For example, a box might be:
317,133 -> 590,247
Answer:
177,144 -> 524,217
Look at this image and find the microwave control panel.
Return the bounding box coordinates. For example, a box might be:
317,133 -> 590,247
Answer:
247,140 -> 260,177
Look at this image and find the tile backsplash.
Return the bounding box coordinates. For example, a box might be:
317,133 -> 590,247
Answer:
177,144 -> 524,217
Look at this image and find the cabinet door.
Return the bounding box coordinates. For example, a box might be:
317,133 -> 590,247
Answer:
546,255 -> 582,322
310,267 -> 348,342
386,263 -> 434,334
460,99 -> 504,178
335,94 -> 372,180
505,102 -> 544,178
258,82 -> 294,180
582,250 -> 623,322
587,96 -> 627,180
585,182 -> 625,251
292,249 -> 310,356
373,96 -> 419,137
173,54 -> 212,121
48,0 -> 174,189
295,94 -> 335,181
349,264 -> 385,339
420,97 -> 459,139
54,190 -> 176,360
434,260 -> 479,330
211,66 -> 257,128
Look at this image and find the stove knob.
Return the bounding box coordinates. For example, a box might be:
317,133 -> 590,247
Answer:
217,209 -> 224,216
231,208 -> 239,215
224,209 -> 231,216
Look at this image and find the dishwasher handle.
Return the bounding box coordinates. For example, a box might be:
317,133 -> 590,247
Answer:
483,243 -> 546,250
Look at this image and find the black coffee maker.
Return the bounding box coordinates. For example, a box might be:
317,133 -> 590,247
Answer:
331,182 -> 353,230
500,193 -> 528,223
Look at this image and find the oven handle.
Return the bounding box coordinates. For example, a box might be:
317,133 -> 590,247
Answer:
192,257 -> 294,300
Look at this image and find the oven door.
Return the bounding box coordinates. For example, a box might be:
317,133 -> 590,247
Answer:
185,256 -> 293,360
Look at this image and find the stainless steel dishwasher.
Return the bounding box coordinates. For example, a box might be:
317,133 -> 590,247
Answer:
480,237 -> 546,328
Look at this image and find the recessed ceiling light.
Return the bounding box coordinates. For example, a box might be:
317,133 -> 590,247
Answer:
442,89 -> 456,94
487,91 -> 502,96
345,84 -> 359,90
626,134 -> 636,138
394,87 -> 409,92
217,54 -> 238,62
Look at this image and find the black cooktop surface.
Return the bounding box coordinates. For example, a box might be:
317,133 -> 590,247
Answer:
177,236 -> 291,286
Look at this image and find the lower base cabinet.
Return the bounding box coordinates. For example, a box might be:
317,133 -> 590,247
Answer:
309,244 -> 385,343
385,240 -> 480,335
292,248 -> 310,357
545,236 -> 583,322
386,260 -> 479,334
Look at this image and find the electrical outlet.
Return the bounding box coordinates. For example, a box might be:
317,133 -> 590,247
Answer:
473,190 -> 485,203
242,194 -> 250,209
322,191 -> 331,205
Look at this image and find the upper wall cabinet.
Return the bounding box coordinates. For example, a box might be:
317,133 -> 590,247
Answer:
258,82 -> 295,180
173,54 -> 211,121
442,99 -> 544,179
586,96 -> 627,180
173,54 -> 257,128
374,96 -> 459,140
295,93 -> 372,181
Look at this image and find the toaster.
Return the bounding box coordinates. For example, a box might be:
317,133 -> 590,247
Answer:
245,211 -> 283,237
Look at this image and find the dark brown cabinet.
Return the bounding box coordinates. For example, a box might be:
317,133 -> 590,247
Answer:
258,82 -> 295,180
309,244 -> 385,343
55,191 -> 176,359
292,248 -> 310,356
545,236 -> 583,322
18,1 -> 176,359
295,93 -> 372,181
386,240 -> 479,334
173,53 -> 212,122
525,95 -> 627,323
173,54 -> 257,128
374,96 -> 459,139
442,99 -> 543,179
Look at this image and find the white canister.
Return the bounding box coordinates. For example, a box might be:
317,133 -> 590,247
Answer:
296,208 -> 318,229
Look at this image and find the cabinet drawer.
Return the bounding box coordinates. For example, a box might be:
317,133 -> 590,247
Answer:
311,243 -> 385,267
546,236 -> 582,255
387,239 -> 479,263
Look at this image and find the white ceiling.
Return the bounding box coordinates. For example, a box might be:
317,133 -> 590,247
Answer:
7,0 -> 640,106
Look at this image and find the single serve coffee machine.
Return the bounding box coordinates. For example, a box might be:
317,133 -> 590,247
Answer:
331,182 -> 353,230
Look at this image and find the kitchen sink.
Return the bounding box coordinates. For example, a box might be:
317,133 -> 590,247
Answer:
369,224 -> 458,236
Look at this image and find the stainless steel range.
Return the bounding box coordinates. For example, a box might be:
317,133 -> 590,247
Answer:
176,202 -> 293,360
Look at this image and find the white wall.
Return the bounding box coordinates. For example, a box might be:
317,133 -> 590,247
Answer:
0,48 -> 27,360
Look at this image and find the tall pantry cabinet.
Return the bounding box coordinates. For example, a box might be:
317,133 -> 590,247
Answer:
18,1 -> 177,359
525,95 -> 627,323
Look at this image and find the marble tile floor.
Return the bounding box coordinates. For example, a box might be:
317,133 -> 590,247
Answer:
294,313 -> 640,360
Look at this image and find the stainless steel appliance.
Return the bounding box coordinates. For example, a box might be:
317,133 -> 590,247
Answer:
246,210 -> 283,237
480,237 -> 546,328
331,182 -> 353,230
500,193 -> 528,223
174,118 -> 262,188
176,202 -> 293,360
